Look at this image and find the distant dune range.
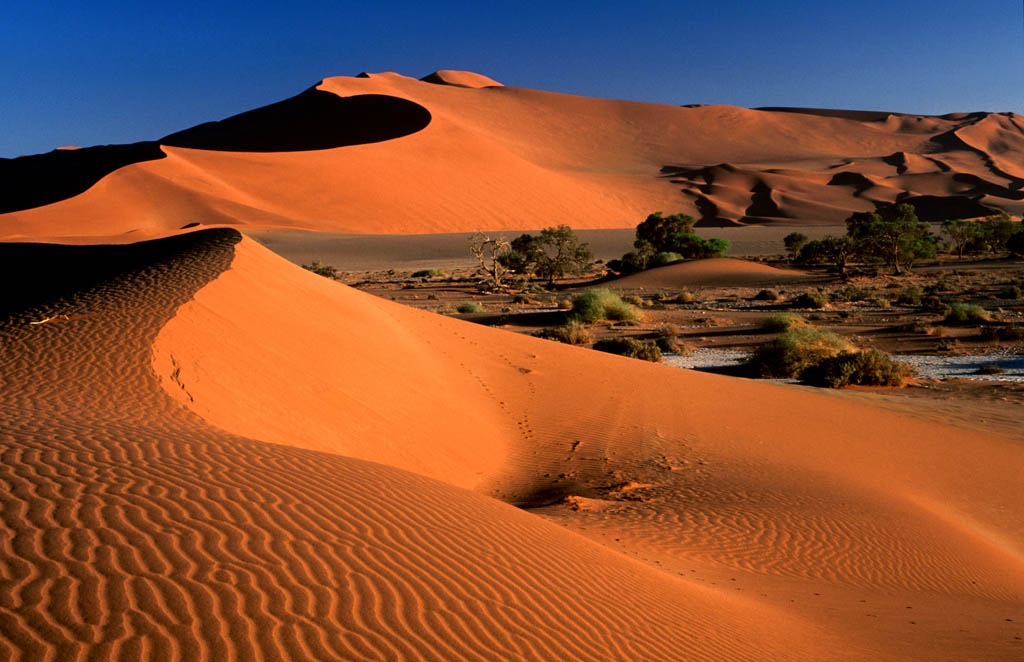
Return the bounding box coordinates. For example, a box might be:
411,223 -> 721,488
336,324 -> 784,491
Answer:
0,228 -> 1021,660
1,70 -> 1022,241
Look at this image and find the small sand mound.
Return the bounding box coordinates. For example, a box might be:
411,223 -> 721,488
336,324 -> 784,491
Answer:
420,69 -> 503,88
609,257 -> 812,289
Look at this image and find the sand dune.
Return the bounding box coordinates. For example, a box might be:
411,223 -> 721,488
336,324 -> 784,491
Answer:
2,229 -> 1018,660
609,257 -> 812,289
2,71 -> 1022,241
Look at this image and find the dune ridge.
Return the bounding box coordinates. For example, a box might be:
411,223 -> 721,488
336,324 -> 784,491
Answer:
2,72 -> 1022,242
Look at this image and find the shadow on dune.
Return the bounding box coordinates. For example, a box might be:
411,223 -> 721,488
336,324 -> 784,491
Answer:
0,89 -> 431,214
0,229 -> 241,317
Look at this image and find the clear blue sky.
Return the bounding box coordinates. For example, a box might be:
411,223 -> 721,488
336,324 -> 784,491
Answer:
3,0 -> 1022,157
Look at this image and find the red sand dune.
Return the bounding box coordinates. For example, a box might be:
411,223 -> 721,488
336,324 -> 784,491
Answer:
609,256 -> 813,289
1,71 -> 1021,242
2,229 -> 1020,660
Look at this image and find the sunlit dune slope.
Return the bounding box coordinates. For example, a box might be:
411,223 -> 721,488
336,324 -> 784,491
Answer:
2,71 -> 1022,242
608,256 -> 812,288
1,230 -> 1021,660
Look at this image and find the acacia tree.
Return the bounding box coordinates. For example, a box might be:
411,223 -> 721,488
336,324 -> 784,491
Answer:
635,212 -> 696,252
783,232 -> 809,260
846,203 -> 937,275
941,219 -> 978,260
533,225 -> 593,284
799,236 -> 856,277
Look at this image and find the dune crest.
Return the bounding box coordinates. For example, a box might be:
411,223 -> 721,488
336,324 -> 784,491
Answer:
3,72 -> 1022,241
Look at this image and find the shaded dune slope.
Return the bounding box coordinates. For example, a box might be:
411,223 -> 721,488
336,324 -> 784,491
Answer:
0,229 -> 860,661
608,257 -> 812,289
3,72 -> 1022,241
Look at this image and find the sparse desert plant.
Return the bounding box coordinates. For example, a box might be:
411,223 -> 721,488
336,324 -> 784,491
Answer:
944,303 -> 990,324
896,286 -> 924,306
674,290 -> 698,304
786,290 -> 829,309
997,284 -> 1022,300
979,324 -> 1024,341
650,251 -> 685,267
593,337 -> 662,362
557,297 -> 573,310
759,313 -> 808,333
744,327 -> 854,378
752,288 -> 780,301
802,349 -> 916,388
975,364 -> 1007,375
411,268 -> 445,279
870,297 -> 891,309
533,321 -> 594,345
624,295 -> 644,307
302,260 -> 339,279
456,302 -> 483,314
570,289 -> 640,323
829,285 -> 871,303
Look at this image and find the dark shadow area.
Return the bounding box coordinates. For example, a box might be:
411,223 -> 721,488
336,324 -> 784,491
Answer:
0,89 -> 431,213
889,195 -> 996,221
161,89 -> 431,152
0,142 -> 166,214
755,107 -> 904,122
0,229 -> 241,317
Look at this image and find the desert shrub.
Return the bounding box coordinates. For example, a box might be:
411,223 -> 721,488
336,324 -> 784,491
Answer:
557,297 -> 573,310
830,285 -> 871,302
456,302 -> 483,314
744,327 -> 854,378
533,321 -> 594,345
975,364 -> 1006,375
511,294 -> 531,304
593,337 -> 662,362
896,286 -> 924,306
302,260 -> 338,279
759,313 -> 808,333
674,290 -> 698,304
786,290 -> 829,309
944,303 -> 990,324
426,294 -> 439,300
412,268 -> 445,278
570,289 -> 640,323
871,297 -> 892,309
623,295 -> 644,307
921,295 -> 948,314
979,324 -> 1024,341
997,284 -> 1023,300
752,288 -> 780,301
802,349 -> 916,388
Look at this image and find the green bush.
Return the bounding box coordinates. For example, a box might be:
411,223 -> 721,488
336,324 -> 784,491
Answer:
786,290 -> 829,309
758,313 -> 808,333
456,302 -> 483,314
570,289 -> 640,322
411,268 -> 445,278
802,349 -> 916,388
744,327 -> 854,378
944,303 -> 990,324
533,321 -> 594,345
593,337 -> 662,362
830,285 -> 872,302
752,289 -> 780,301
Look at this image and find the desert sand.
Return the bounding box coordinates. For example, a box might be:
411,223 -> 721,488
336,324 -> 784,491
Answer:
1,69 -> 1022,242
1,71 -> 1022,661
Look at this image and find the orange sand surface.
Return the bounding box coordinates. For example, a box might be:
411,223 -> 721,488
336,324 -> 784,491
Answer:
2,228 -> 1021,660
2,70 -> 1022,242
609,256 -> 813,289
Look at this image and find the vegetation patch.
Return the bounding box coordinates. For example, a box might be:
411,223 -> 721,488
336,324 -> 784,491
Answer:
802,349 -> 916,388
456,302 -> 483,314
744,327 -> 854,378
570,289 -> 640,323
533,321 -> 594,345
944,303 -> 990,324
593,337 -> 662,362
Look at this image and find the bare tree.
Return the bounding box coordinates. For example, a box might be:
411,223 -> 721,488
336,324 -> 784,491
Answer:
468,233 -> 513,291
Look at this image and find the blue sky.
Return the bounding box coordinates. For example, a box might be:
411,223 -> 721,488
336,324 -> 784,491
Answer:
2,0 -> 1022,157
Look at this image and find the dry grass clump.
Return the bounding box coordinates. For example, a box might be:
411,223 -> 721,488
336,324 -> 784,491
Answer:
802,349 -> 916,388
570,289 -> 640,323
744,327 -> 854,378
593,337 -> 661,362
758,313 -> 808,333
786,290 -> 828,309
456,302 -> 483,314
533,321 -> 594,345
944,303 -> 990,324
